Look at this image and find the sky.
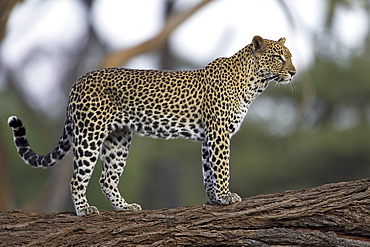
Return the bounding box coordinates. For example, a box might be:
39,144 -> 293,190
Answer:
1,0 -> 369,117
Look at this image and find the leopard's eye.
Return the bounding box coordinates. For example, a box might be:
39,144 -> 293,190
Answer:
272,55 -> 285,63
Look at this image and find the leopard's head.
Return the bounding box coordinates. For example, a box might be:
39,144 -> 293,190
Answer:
251,36 -> 296,84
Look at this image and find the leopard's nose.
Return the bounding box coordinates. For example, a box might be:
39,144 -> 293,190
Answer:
288,71 -> 296,77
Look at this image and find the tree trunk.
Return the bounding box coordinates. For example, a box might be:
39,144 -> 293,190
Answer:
1,178 -> 370,246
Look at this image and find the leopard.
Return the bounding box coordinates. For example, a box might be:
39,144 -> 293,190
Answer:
8,36 -> 296,216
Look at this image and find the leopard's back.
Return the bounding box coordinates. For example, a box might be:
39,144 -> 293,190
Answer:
68,68 -> 207,141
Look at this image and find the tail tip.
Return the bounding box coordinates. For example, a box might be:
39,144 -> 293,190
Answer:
8,116 -> 22,128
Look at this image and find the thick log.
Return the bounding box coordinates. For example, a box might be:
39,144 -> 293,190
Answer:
1,178 -> 370,246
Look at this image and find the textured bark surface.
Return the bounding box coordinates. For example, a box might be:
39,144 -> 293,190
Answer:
1,178 -> 370,246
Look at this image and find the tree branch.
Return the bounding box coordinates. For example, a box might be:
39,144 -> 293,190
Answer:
100,0 -> 212,68
0,0 -> 23,42
1,178 -> 370,246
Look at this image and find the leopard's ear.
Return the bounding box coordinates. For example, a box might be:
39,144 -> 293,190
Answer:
252,36 -> 266,54
278,37 -> 286,45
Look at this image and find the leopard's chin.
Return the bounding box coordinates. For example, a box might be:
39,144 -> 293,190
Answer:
279,79 -> 292,85
274,75 -> 292,85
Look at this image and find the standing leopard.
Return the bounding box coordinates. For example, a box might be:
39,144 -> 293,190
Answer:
8,36 -> 296,216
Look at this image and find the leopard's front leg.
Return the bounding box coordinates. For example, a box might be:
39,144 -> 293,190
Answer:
201,133 -> 242,206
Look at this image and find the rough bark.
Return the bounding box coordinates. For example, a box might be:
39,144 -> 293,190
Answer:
1,178 -> 370,246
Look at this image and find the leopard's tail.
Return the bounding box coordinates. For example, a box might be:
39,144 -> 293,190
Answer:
7,116 -> 72,168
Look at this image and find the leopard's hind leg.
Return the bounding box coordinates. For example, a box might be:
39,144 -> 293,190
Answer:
99,128 -> 142,211
70,137 -> 103,216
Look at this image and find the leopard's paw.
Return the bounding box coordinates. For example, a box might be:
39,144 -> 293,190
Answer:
225,192 -> 242,205
77,206 -> 99,216
123,203 -> 142,211
209,192 -> 242,206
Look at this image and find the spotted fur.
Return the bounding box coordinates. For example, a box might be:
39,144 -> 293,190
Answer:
8,36 -> 296,216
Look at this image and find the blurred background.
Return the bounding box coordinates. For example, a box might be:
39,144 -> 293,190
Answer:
1,0 -> 370,213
